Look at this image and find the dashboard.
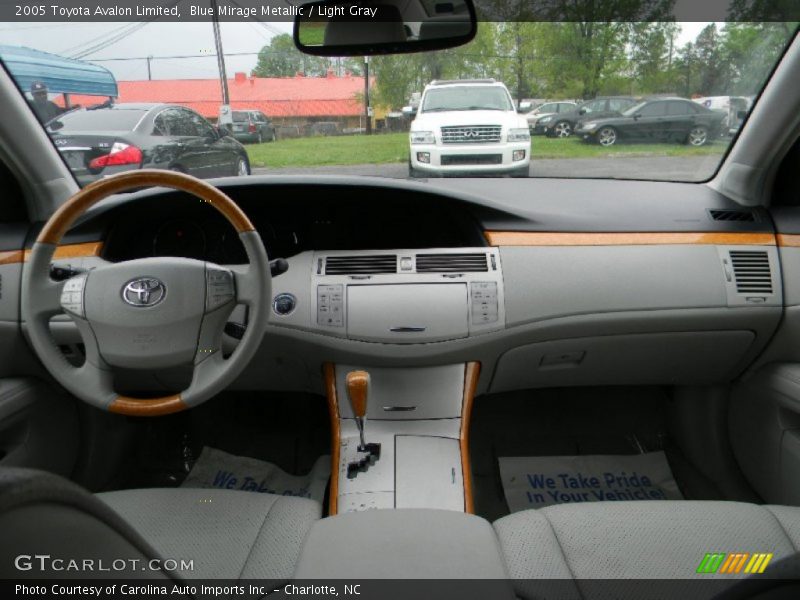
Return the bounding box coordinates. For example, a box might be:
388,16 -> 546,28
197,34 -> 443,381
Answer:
99,184 -> 488,264
33,176 -> 797,395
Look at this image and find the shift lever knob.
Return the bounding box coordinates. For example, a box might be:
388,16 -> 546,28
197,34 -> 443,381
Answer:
346,370 -> 370,451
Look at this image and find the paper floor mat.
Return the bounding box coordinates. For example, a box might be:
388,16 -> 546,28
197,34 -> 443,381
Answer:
499,451 -> 683,512
182,447 -> 330,504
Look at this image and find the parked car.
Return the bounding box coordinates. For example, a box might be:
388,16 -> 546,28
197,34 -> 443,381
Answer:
525,101 -> 577,134
408,78 -> 531,177
692,95 -> 754,136
307,121 -> 340,136
47,103 -> 250,185
541,96 -> 638,138
575,98 -> 726,146
231,109 -> 277,144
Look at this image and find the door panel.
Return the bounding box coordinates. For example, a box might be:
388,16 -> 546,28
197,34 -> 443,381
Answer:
1,220 -> 81,477
730,363 -> 800,504
0,378 -> 79,476
628,101 -> 668,140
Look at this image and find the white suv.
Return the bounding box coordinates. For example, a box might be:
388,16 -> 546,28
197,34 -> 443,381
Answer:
408,79 -> 531,177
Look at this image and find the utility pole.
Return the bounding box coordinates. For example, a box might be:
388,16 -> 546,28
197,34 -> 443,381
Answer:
146,55 -> 153,80
210,0 -> 230,105
364,56 -> 371,135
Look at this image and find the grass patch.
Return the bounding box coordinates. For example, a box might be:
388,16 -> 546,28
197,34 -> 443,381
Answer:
246,132 -> 725,169
247,133 -> 410,168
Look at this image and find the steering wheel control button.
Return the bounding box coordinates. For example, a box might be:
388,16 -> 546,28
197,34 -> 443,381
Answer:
272,293 -> 297,316
206,267 -> 235,311
121,277 -> 166,308
60,274 -> 87,317
470,281 -> 498,324
317,284 -> 343,326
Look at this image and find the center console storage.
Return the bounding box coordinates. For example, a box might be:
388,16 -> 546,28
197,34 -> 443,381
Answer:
347,283 -> 469,343
325,363 -> 477,514
293,508 -> 512,586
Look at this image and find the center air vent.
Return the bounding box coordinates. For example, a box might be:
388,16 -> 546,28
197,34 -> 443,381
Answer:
325,255 -> 397,275
730,250 -> 773,294
416,253 -> 489,273
709,209 -> 756,222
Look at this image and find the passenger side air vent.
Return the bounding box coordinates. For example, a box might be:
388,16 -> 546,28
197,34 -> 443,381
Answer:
730,250 -> 773,294
324,255 -> 397,275
416,253 -> 489,273
709,209 -> 756,222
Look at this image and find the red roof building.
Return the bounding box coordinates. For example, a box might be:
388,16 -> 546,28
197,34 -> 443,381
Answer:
66,70 -> 371,123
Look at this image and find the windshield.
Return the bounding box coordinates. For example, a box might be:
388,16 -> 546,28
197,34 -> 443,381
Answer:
422,86 -> 514,113
0,18 -> 796,184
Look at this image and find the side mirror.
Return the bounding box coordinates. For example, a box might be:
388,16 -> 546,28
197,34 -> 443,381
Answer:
578,108 -> 587,115
215,125 -> 231,138
518,102 -> 532,113
633,113 -> 642,120
294,0 -> 477,56
402,106 -> 417,117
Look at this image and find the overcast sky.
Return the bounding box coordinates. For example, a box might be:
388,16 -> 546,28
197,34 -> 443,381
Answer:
0,20 -> 716,82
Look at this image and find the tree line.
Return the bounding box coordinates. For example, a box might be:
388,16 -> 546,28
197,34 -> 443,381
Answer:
252,20 -> 795,110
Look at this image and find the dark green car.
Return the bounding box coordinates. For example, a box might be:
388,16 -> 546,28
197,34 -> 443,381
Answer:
231,110 -> 277,144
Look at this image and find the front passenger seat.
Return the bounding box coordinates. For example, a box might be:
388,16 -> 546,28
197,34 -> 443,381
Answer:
494,500 -> 800,598
0,467 -> 320,582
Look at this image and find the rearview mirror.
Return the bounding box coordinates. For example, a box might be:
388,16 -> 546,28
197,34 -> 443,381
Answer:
294,0 -> 477,56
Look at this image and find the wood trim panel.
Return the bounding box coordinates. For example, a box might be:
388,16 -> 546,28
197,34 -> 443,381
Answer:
0,250 -> 24,266
25,241 -> 104,261
109,394 -> 187,417
460,361 -> 480,514
777,234 -> 800,248
0,242 -> 103,266
485,231 -> 776,247
323,362 -> 340,516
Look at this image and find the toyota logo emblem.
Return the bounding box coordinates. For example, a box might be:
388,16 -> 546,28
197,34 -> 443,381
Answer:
122,278 -> 166,307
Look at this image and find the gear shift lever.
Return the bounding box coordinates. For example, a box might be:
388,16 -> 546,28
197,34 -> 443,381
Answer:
346,370 -> 370,451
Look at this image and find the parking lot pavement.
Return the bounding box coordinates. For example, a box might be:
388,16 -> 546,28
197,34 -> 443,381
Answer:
252,154 -> 723,181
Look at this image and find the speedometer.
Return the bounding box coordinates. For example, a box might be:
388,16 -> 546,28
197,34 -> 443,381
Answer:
153,220 -> 207,259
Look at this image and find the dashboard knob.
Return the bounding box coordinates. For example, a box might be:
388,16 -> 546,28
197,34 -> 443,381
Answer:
272,293 -> 297,316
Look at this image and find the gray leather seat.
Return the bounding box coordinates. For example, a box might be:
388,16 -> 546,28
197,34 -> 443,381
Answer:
98,488 -> 321,580
0,467 -> 320,582
494,501 -> 800,598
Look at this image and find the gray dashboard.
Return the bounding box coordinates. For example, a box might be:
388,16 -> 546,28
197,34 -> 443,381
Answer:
7,176 -> 795,396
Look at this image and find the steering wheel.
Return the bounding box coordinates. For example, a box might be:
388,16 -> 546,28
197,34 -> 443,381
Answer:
21,170 -> 270,416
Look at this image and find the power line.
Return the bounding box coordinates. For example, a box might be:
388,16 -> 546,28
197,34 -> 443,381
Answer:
89,51 -> 260,61
72,22 -> 151,59
62,0 -> 182,59
60,22 -> 142,57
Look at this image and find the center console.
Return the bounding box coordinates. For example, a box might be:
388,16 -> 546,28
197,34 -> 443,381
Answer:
324,362 -> 479,514
307,247 -> 505,342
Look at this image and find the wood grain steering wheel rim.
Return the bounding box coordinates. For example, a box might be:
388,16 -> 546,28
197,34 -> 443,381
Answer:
38,169 -> 255,244
25,169 -> 266,417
